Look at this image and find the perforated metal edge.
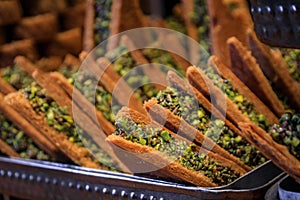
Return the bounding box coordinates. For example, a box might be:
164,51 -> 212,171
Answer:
0,157 -> 285,200
249,0 -> 300,48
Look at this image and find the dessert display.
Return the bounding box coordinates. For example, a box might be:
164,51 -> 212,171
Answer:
145,71 -> 266,171
0,0 -> 299,199
0,0 -> 85,68
107,106 -> 246,187
240,112 -> 300,182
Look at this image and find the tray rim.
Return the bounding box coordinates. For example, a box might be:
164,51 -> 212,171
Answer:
0,156 -> 285,200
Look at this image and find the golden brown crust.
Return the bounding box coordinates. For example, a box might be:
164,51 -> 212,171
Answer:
227,37 -> 285,117
120,35 -> 148,65
4,92 -> 100,169
247,29 -> 300,111
32,70 -> 74,115
20,0 -> 67,15
0,93 -> 65,160
83,0 -> 95,52
16,57 -> 73,118
168,70 -> 245,138
45,28 -> 82,57
31,70 -> 129,171
168,52 -> 191,72
167,70 -> 223,120
14,56 -> 38,78
96,57 -> 123,85
186,66 -> 250,128
50,71 -> 115,135
181,0 -> 198,42
60,1 -> 86,30
14,13 -> 58,42
74,55 -> 146,115
246,29 -> 277,81
5,91 -> 129,172
207,0 -> 253,67
115,107 -> 247,182
271,50 -> 300,110
166,70 -> 194,95
106,134 -> 216,187
155,34 -> 191,72
120,35 -> 165,91
108,0 -> 148,50
204,148 -> 247,176
0,1 -> 22,26
60,54 -> 82,68
144,98 -> 251,172
35,56 -> 63,72
209,55 -> 278,124
14,57 -> 129,172
239,122 -> 300,182
0,77 -> 16,95
96,57 -> 147,115
0,138 -> 20,158
116,106 -> 152,126
0,39 -> 38,68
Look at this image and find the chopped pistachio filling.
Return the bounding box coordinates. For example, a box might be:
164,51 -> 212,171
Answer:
1,65 -> 34,90
0,113 -> 51,161
94,0 -> 112,45
270,112 -> 300,160
22,82 -> 119,170
272,86 -> 291,110
280,48 -> 300,83
203,67 -> 270,131
69,72 -> 120,124
165,15 -> 187,35
111,46 -> 135,76
115,117 -> 241,185
108,45 -> 159,101
58,65 -> 121,124
93,0 -> 113,56
143,48 -> 185,75
155,87 -> 266,168
190,0 -> 210,52
58,65 -> 79,80
271,48 -> 300,110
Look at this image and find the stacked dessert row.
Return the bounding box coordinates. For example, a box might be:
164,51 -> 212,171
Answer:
0,0 -> 86,68
0,0 -> 299,186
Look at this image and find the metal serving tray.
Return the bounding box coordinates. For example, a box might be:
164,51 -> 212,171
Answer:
0,157 -> 285,200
